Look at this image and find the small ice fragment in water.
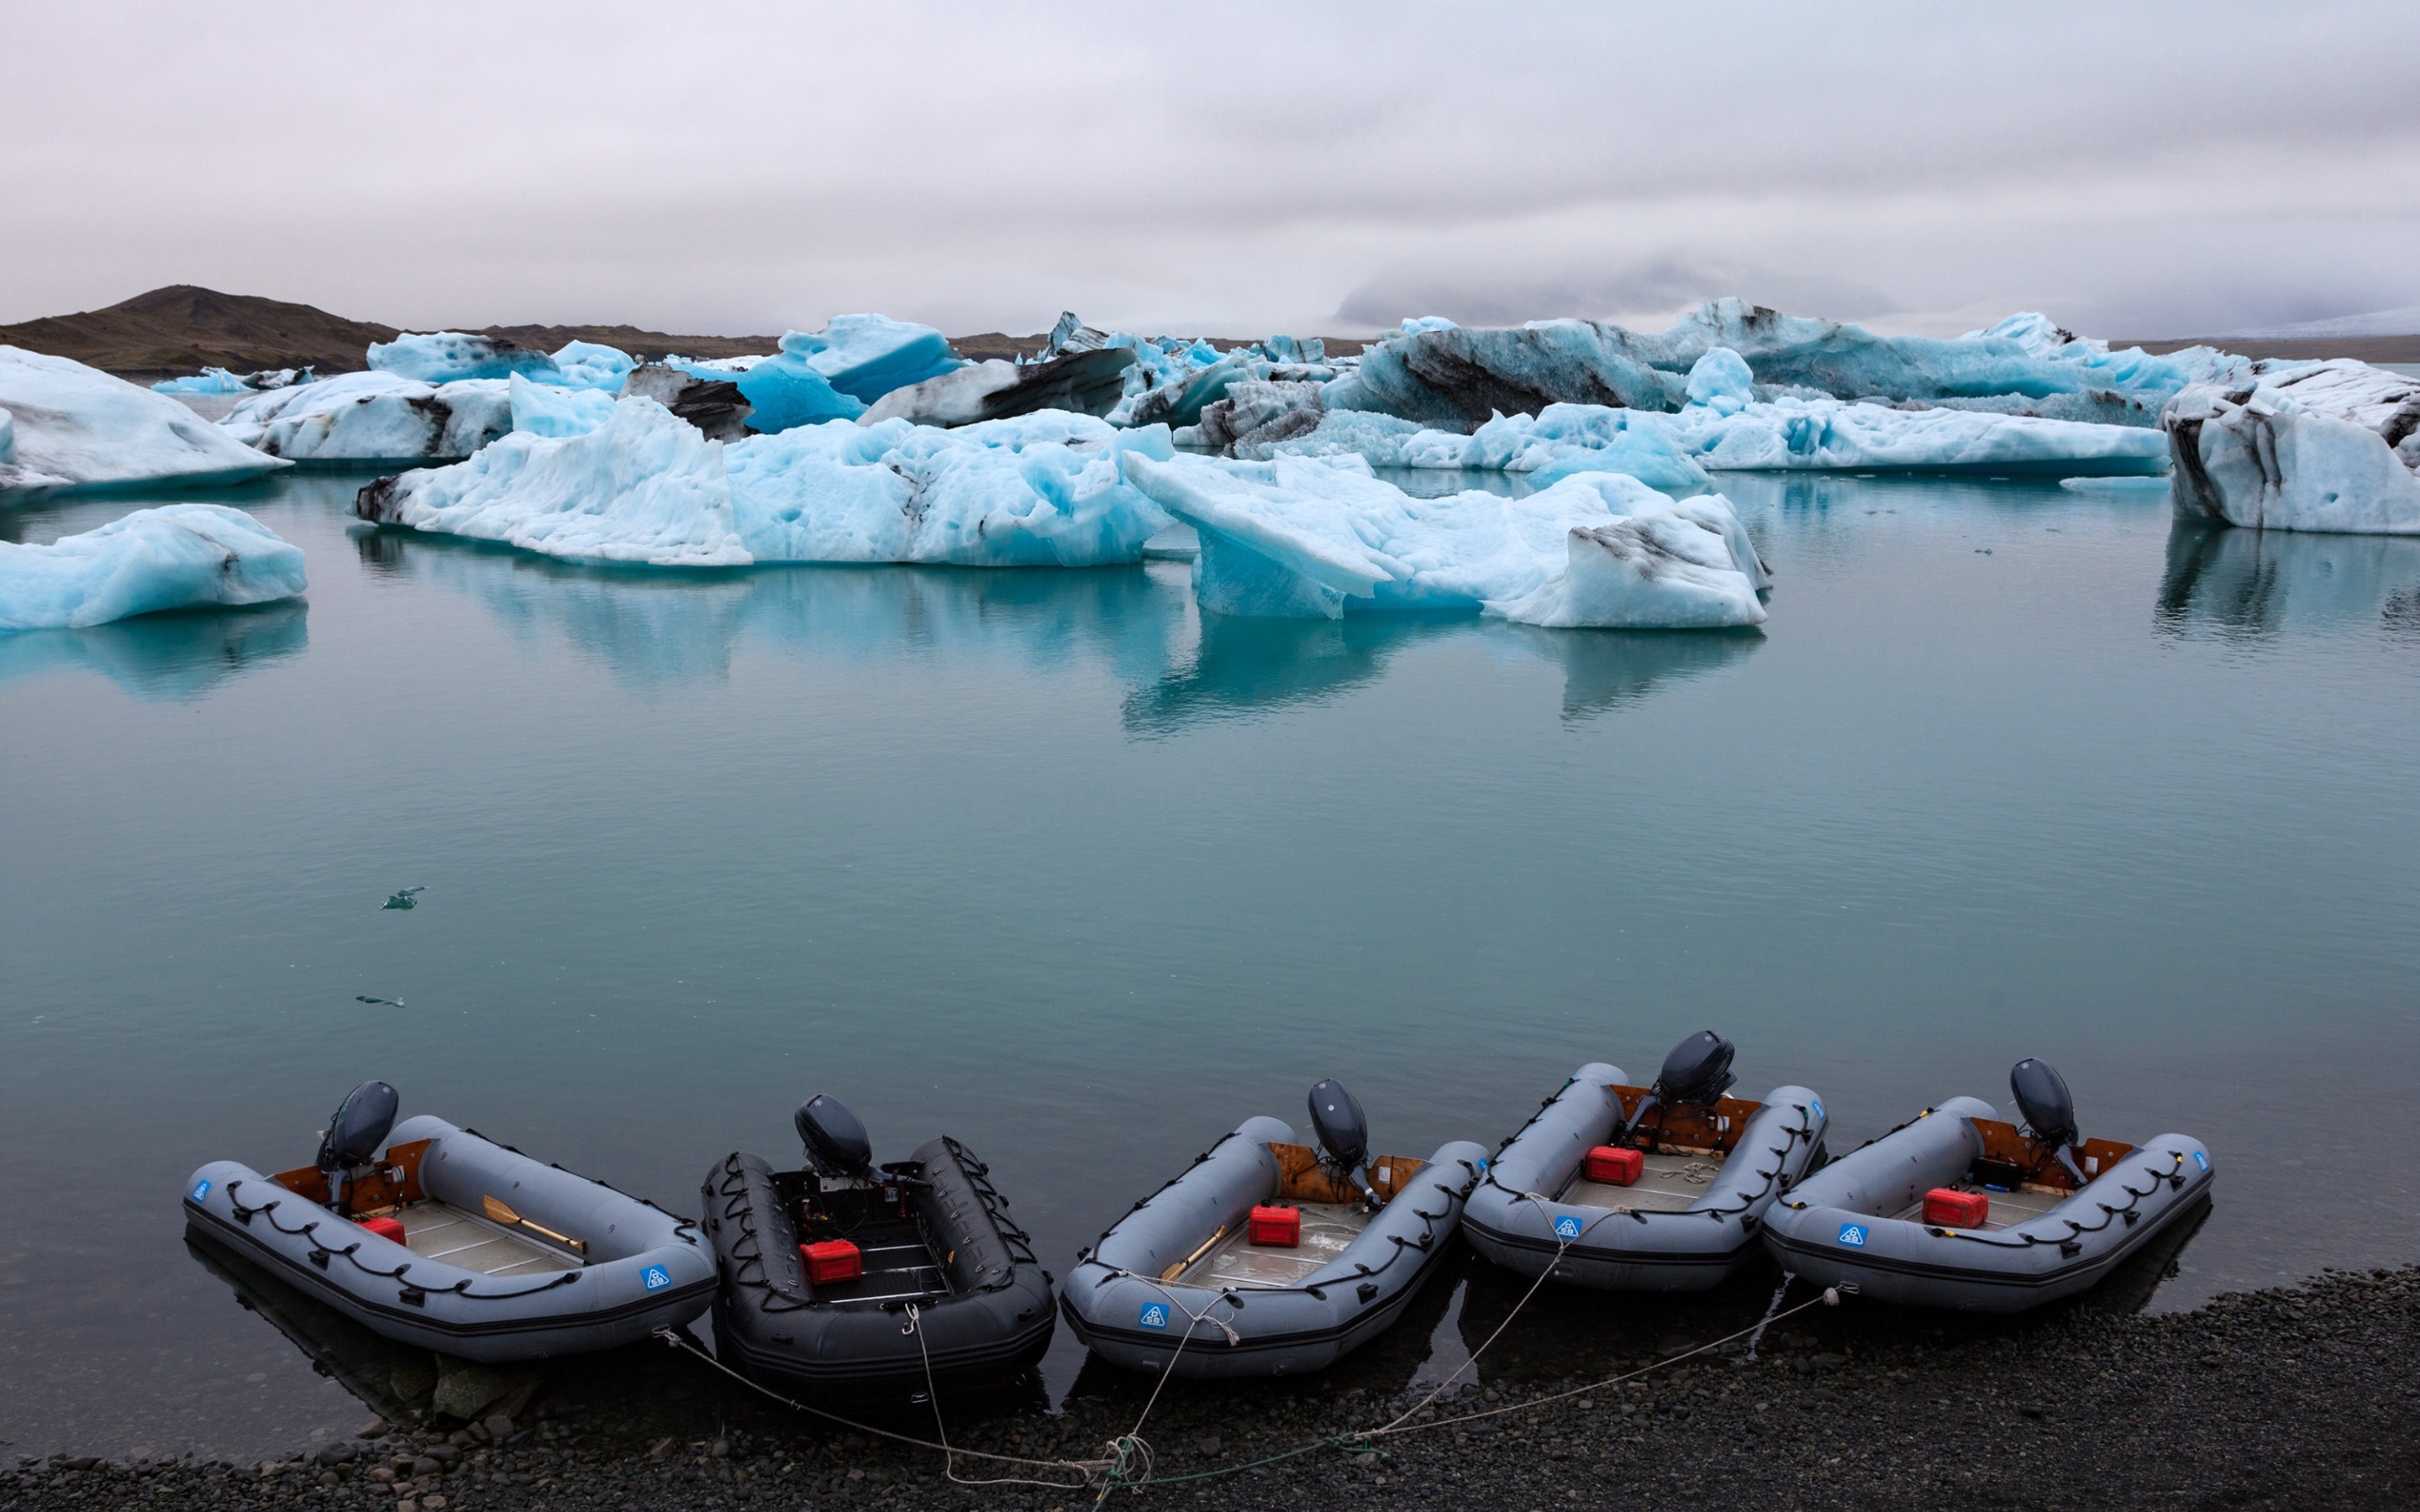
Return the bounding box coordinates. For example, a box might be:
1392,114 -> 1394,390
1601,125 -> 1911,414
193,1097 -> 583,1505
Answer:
355,995 -> 404,1006
381,887 -> 424,911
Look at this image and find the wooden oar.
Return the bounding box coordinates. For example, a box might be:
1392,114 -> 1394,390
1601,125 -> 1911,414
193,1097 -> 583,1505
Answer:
1160,1225 -> 1225,1282
483,1194 -> 587,1254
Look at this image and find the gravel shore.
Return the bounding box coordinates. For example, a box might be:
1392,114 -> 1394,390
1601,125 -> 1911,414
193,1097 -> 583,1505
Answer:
9,1260 -> 2415,1512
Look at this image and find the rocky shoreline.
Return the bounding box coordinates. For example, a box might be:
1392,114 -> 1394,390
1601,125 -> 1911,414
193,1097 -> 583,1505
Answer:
8,1263 -> 2416,1512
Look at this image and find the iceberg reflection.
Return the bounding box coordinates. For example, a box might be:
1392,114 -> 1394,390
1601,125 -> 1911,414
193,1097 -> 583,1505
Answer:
2156,521 -> 2420,640
0,597 -> 308,700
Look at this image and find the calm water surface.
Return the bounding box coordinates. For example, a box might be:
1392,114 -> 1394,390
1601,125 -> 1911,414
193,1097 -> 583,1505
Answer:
3,468 -> 2416,1457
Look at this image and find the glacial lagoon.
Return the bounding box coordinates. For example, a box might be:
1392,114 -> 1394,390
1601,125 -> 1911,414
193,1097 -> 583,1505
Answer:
3,469 -> 2417,1457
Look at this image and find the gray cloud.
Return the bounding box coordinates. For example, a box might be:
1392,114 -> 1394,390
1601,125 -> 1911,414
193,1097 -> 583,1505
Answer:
3,3 -> 2417,339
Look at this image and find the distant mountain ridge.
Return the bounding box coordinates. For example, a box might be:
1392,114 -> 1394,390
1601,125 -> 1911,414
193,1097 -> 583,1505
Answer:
0,286 -> 781,381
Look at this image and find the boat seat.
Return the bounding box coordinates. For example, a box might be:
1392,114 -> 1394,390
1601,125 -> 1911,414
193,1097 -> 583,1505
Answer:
1559,1150 -> 1728,1214
1183,1201 -> 1368,1290
397,1201 -> 581,1278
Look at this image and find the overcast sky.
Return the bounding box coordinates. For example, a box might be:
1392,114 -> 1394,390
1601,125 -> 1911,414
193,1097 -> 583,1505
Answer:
4,3 -> 2416,340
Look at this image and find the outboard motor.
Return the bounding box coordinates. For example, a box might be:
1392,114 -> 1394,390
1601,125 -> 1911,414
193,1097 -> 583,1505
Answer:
1307,1078 -> 1381,1210
1618,1031 -> 1737,1147
795,1094 -> 875,1183
2011,1058 -> 2089,1186
316,1080 -> 399,1216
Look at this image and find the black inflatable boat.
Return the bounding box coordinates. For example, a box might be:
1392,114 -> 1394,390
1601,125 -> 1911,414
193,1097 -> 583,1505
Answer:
702,1095 -> 1055,1402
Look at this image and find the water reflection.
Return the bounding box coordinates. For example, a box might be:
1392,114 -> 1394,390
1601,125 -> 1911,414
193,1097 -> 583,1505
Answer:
2156,522 -> 2420,639
1511,626 -> 1763,723
0,600 -> 308,700
1124,614 -> 1467,735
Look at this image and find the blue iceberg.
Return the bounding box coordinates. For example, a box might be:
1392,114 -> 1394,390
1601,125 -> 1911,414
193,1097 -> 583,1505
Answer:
509,374 -> 619,438
549,340 -> 636,391
777,315 -> 965,404
0,504 -> 308,630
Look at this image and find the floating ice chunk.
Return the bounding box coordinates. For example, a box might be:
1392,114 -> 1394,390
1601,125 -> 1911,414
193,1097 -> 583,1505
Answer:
2164,361 -> 2420,533
859,349 -> 1136,428
509,373 -> 618,438
1326,320 -> 1686,430
1215,398 -> 1712,493
368,332 -> 560,384
151,368 -> 251,396
1399,317 -> 1458,335
1118,452 -> 1765,627
1485,502 -> 1770,630
777,315 -> 966,403
353,401 -> 1176,570
221,371 -> 511,460
0,503 -> 307,630
549,340 -> 636,391
0,348 -> 290,493
725,412 -> 1175,565
355,398 -> 750,567
1684,348 -> 1754,416
1665,396 -> 2170,476
1325,300 -> 2240,433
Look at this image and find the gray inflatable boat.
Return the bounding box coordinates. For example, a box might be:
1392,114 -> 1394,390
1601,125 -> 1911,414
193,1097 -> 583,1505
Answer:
1462,1035 -> 1828,1291
183,1082 -> 714,1361
1763,1059 -> 2214,1312
1063,1081 -> 1486,1378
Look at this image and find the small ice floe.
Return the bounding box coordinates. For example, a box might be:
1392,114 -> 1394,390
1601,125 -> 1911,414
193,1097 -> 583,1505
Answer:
0,504 -> 307,631
381,887 -> 425,911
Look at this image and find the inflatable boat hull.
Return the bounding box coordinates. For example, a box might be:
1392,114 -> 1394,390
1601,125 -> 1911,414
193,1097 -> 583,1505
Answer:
1763,1097 -> 2216,1312
1463,1063 -> 1828,1291
182,1116 -> 713,1362
1062,1118 -> 1487,1379
704,1137 -> 1054,1402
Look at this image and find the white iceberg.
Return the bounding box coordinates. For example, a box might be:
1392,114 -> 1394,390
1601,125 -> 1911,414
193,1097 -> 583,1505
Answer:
355,397 -> 750,567
354,398 -> 1177,570
220,371 -> 512,461
1119,452 -> 1766,627
859,349 -> 1136,428
0,503 -> 307,630
726,412 -> 1174,566
2164,360 -> 2420,533
367,332 -> 561,384
1,347 -> 291,493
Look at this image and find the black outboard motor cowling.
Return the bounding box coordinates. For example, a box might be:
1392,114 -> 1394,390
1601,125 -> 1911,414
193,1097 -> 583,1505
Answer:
316,1080 -> 398,1215
2010,1058 -> 2089,1185
1307,1079 -> 1381,1210
1618,1031 -> 1737,1147
795,1094 -> 874,1181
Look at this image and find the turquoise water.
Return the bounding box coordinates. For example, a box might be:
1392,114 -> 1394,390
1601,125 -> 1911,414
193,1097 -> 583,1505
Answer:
3,469 -> 2417,1457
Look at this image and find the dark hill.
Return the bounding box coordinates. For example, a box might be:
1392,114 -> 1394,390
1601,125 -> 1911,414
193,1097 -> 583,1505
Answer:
0,287 -> 782,381
0,286 -> 400,381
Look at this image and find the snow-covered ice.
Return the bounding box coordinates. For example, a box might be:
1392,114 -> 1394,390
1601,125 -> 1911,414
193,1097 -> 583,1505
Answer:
0,503 -> 307,630
355,400 -> 1177,570
367,333 -> 561,384
221,371 -> 512,460
355,396 -> 750,567
1118,452 -> 1765,627
1,347 -> 291,493
2165,360 -> 2420,533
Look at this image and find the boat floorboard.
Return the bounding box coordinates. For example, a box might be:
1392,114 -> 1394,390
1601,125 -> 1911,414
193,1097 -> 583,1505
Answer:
1559,1151 -> 1730,1215
1891,1184 -> 2067,1231
1183,1202 -> 1368,1290
399,1202 -> 581,1278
